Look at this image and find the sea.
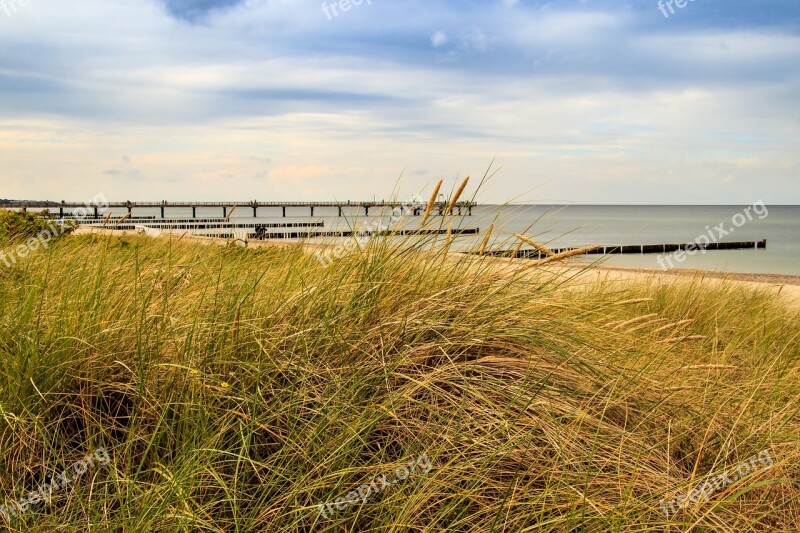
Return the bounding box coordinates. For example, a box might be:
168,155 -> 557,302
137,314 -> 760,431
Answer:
97,204 -> 800,276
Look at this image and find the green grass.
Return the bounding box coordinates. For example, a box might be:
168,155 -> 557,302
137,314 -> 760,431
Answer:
0,210 -> 75,244
0,229 -> 798,531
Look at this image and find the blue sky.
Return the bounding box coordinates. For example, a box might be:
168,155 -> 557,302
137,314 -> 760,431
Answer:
0,0 -> 798,203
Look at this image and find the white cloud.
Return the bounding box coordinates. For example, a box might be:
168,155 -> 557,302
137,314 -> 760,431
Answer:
431,31 -> 449,47
0,0 -> 797,203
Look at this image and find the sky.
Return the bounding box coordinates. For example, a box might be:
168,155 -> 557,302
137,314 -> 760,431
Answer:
0,0 -> 798,204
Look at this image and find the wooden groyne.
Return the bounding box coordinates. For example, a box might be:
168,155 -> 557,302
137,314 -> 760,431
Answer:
252,227 -> 480,240
487,240 -> 767,259
67,219 -> 479,239
92,221 -> 325,231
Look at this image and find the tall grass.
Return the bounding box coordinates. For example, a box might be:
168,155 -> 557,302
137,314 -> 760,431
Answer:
0,225 -> 798,531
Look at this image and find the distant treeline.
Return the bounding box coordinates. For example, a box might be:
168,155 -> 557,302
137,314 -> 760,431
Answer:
0,199 -> 59,206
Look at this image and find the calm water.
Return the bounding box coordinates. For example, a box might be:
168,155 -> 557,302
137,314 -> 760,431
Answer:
477,205 -> 800,276
97,204 -> 800,275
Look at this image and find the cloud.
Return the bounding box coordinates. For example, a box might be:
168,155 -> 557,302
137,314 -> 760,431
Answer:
0,0 -> 798,202
159,0 -> 247,22
431,31 -> 449,47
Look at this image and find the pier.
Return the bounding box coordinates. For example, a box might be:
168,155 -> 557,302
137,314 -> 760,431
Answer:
10,200 -> 477,218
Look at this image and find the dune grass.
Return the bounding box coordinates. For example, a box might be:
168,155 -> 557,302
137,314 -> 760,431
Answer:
0,227 -> 798,531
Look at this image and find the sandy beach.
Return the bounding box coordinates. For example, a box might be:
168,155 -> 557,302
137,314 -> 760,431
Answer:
75,226 -> 800,310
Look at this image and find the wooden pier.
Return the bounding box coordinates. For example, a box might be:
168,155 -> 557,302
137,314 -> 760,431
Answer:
10,200 -> 476,218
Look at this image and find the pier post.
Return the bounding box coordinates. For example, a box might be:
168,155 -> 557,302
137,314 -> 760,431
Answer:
223,206 -> 227,218
59,206 -> 64,217
282,206 -> 286,217
310,206 -> 314,217
253,206 -> 257,218
338,206 -> 342,217
160,206 -> 165,218
192,206 -> 196,218
365,206 -> 369,216
94,206 -> 99,217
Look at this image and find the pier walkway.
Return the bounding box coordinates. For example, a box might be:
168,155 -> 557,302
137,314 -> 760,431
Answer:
11,200 -> 476,218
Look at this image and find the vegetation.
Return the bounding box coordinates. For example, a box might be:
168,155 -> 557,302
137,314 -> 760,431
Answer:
0,210 -> 75,244
0,225 -> 798,531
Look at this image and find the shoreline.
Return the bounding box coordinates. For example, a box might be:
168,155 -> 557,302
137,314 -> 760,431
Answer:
588,262 -> 800,286
561,261 -> 800,309
72,227 -> 800,308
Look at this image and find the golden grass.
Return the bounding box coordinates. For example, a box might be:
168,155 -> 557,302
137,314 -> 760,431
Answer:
514,233 -> 555,257
446,177 -> 469,213
0,226 -> 797,532
421,179 -> 443,227
528,245 -> 602,266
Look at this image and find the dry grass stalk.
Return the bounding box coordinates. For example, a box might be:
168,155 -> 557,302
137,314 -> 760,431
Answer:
443,222 -> 454,252
478,224 -> 494,256
679,364 -> 737,370
514,233 -> 555,257
510,241 -> 523,263
613,298 -> 653,306
612,314 -> 660,330
446,176 -> 469,213
528,245 -> 601,266
421,179 -> 443,227
652,319 -> 693,333
113,213 -> 132,228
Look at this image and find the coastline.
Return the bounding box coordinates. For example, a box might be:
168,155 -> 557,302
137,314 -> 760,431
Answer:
561,261 -> 800,309
589,262 -> 800,286
73,227 -> 800,308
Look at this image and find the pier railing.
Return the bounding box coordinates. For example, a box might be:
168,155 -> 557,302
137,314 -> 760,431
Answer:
7,200 -> 477,218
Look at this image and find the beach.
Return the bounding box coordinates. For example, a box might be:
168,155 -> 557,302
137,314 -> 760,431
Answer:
75,225 -> 800,309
